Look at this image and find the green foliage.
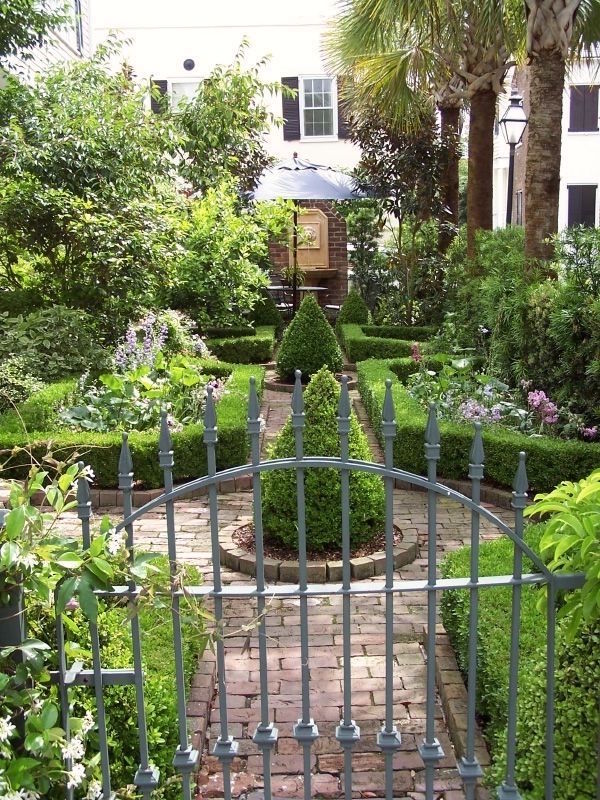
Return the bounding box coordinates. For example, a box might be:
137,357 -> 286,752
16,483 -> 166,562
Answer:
337,200 -> 387,311
336,288 -> 370,327
176,40 -> 286,195
204,326 -> 255,339
357,358 -> 600,493
338,324 -> 418,362
262,367 -> 385,550
0,364 -> 264,488
363,324 -> 435,340
0,0 -> 68,62
207,326 -> 276,364
276,295 -> 343,381
170,181 -> 290,327
0,45 -> 183,338
525,470 -> 600,634
249,287 -> 284,336
0,355 -> 44,413
0,305 -> 107,382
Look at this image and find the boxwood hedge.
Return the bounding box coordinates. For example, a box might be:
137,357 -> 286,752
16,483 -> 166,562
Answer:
442,528 -> 600,799
358,358 -> 600,493
206,326 -> 276,364
0,361 -> 264,489
338,324 -> 428,363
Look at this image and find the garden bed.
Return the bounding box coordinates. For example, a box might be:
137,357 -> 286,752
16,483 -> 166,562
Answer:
337,323 -> 433,362
357,358 -> 600,493
0,361 -> 264,489
205,325 -> 276,364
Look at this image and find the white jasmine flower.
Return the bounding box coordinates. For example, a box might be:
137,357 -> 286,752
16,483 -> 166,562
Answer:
4,791 -> 22,800
86,779 -> 102,800
106,530 -> 125,556
19,790 -> 41,800
80,711 -> 95,735
62,736 -> 85,761
20,552 -> 38,570
81,466 -> 95,483
67,763 -> 86,789
0,715 -> 16,742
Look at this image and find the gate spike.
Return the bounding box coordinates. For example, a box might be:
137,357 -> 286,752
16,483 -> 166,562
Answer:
76,461 -> 91,505
338,375 -> 351,419
248,376 -> 260,421
118,433 -> 133,475
469,422 -> 485,466
204,385 -> 217,431
382,379 -> 395,423
159,410 -> 173,454
425,403 -> 440,446
292,370 -> 304,414
513,451 -> 528,496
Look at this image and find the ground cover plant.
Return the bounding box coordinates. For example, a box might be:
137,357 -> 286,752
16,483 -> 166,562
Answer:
262,367 -> 385,550
276,295 -> 343,382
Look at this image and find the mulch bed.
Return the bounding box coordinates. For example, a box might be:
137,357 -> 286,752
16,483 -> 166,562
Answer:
232,522 -> 404,562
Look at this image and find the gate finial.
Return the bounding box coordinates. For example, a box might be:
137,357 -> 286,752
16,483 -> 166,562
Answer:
248,375 -> 260,421
425,403 -> 440,447
338,375 -> 351,419
512,451 -> 528,502
203,385 -> 217,444
159,410 -> 173,454
382,379 -> 395,424
292,370 -> 304,415
118,433 -> 133,475
76,461 -> 91,521
469,422 -> 485,467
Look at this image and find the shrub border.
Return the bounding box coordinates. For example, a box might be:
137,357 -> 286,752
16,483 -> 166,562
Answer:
206,326 -> 276,364
357,357 -> 600,493
0,361 -> 265,490
338,324 -> 431,363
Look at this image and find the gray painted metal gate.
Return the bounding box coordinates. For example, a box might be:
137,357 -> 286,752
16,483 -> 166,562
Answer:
3,373 -> 589,800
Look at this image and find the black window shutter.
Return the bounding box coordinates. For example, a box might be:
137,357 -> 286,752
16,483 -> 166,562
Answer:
281,77 -> 300,141
569,86 -> 585,131
150,79 -> 168,114
568,185 -> 597,227
337,77 -> 351,139
584,86 -> 599,132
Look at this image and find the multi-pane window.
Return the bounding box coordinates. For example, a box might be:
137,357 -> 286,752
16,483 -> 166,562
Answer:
569,85 -> 599,132
567,185 -> 597,227
302,78 -> 336,138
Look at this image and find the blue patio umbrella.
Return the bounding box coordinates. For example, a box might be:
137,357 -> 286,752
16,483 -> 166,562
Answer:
252,154 -> 362,312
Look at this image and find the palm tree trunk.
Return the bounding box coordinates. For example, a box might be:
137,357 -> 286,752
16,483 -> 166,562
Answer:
438,104 -> 461,252
466,88 -> 496,265
524,50 -> 566,264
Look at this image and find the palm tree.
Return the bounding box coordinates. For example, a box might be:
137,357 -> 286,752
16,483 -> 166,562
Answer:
524,0 -> 600,262
326,0 -> 520,263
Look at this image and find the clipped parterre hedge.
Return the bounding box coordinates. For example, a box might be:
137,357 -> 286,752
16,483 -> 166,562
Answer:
0,361 -> 264,489
442,529 -> 600,800
338,324 -> 429,363
206,326 -> 276,364
358,358 -> 600,493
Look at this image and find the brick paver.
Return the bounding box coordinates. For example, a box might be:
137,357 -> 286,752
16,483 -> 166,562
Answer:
47,375 -> 512,799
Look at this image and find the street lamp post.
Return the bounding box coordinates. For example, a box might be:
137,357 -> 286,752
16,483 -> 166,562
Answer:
499,90 -> 528,226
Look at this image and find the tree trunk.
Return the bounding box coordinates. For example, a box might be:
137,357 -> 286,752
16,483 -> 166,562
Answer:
438,104 -> 461,252
466,88 -> 496,266
524,50 -> 566,264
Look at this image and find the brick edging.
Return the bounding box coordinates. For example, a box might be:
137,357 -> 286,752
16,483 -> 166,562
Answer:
218,516 -> 418,582
395,477 -> 517,511
264,376 -> 358,394
187,650 -> 216,764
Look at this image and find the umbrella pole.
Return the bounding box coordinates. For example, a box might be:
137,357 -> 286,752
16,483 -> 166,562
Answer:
292,207 -> 298,315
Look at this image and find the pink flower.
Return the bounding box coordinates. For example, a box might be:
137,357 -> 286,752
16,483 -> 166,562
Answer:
411,342 -> 422,363
582,426 -> 598,441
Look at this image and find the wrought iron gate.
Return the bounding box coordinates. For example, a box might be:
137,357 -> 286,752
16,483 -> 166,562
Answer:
4,372 -> 588,800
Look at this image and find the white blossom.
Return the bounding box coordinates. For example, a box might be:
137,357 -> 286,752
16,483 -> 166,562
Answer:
4,791 -> 22,800
67,763 -> 86,789
0,715 -> 16,743
61,736 -> 85,761
19,552 -> 38,570
80,711 -> 95,735
106,530 -> 125,557
86,779 -> 102,800
258,416 -> 267,433
19,790 -> 41,800
81,465 -> 95,482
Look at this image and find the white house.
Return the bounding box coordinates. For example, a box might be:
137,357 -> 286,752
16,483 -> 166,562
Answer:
493,61 -> 600,230
90,0 -> 360,170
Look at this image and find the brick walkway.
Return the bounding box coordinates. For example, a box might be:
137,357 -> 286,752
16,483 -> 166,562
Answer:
50,377 -> 514,799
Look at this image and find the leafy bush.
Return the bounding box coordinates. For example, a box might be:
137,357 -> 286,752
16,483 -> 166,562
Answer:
276,295 -> 343,381
0,354 -> 44,412
203,326 -> 255,339
207,326 -> 276,364
262,367 -> 385,550
357,359 -> 600,493
336,288 -> 370,327
0,363 -> 264,488
250,287 -> 284,336
0,305 -> 107,381
337,200 -> 387,312
338,324 -> 417,362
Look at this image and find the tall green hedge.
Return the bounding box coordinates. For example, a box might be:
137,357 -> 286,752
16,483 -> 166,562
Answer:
0,362 -> 264,488
276,295 -> 343,381
357,358 -> 600,493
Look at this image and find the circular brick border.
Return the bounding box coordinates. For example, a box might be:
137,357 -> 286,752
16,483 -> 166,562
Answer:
219,516 -> 418,583
264,376 -> 358,393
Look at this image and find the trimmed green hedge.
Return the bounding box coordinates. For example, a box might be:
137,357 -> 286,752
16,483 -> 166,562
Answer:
338,324 -> 424,362
442,529 -> 600,799
0,361 -> 264,489
206,326 -> 276,364
362,324 -> 436,340
357,358 -> 600,493
204,325 -> 255,338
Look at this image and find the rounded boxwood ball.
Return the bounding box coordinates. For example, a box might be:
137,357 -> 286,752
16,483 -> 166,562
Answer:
276,294 -> 343,382
262,366 -> 385,551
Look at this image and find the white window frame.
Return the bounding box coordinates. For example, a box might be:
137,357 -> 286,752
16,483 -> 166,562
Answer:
168,78 -> 202,108
299,75 -> 338,141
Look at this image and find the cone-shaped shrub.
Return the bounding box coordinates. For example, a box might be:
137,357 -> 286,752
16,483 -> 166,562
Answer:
262,367 -> 385,551
251,287 -> 284,336
276,295 -> 343,381
336,288 -> 369,328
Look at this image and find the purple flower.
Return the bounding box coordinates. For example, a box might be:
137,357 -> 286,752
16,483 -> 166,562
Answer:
541,401 -> 558,425
490,405 -> 503,422
527,390 -> 548,410
459,399 -> 488,420
411,342 -> 422,363
582,426 -> 598,441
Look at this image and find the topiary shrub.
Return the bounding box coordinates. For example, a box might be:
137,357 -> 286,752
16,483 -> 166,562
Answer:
251,287 -> 284,336
276,295 -> 343,382
336,288 -> 370,328
262,367 -> 385,551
